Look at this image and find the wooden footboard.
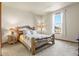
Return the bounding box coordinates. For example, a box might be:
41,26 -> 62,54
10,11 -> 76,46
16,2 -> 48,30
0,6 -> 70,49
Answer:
31,34 -> 55,55
19,34 -> 55,55
51,34 -> 55,44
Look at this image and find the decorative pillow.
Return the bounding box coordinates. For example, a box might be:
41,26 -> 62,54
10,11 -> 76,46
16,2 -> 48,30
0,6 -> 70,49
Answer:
27,30 -> 37,35
20,28 -> 29,35
30,30 -> 34,34
32,30 -> 37,34
27,30 -> 32,35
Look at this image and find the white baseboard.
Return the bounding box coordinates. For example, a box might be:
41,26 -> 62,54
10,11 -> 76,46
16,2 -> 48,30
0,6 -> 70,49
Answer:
55,38 -> 78,43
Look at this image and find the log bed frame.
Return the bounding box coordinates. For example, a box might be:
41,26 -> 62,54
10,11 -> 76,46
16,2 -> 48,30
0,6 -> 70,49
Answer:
15,25 -> 55,55
19,33 -> 55,55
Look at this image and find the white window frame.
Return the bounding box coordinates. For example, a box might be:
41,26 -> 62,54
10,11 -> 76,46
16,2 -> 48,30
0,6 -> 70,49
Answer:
52,12 -> 63,34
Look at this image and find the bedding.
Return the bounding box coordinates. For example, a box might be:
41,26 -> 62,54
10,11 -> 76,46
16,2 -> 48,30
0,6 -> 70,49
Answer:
26,33 -> 51,39
19,35 -> 31,49
19,33 -> 52,48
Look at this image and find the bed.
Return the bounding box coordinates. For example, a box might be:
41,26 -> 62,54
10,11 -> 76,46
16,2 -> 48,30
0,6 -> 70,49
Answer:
17,26 -> 55,55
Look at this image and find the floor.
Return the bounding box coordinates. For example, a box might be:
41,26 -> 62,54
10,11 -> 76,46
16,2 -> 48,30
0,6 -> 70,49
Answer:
1,40 -> 78,56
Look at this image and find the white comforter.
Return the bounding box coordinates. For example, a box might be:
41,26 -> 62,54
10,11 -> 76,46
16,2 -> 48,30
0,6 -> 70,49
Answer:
26,33 -> 51,39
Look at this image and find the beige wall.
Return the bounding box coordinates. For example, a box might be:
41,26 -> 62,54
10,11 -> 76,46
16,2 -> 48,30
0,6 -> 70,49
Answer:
44,3 -> 79,42
2,6 -> 35,43
43,13 -> 53,35
2,6 -> 35,29
65,3 -> 79,42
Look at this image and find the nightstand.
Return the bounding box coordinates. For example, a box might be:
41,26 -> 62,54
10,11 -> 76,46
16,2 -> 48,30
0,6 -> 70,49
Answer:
7,28 -> 18,44
7,35 -> 17,44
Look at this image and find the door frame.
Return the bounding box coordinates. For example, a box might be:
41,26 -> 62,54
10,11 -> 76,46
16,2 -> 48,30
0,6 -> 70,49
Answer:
0,2 -> 2,48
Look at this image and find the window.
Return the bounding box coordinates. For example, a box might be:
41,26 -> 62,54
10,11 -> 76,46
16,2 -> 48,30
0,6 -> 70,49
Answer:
53,12 -> 63,34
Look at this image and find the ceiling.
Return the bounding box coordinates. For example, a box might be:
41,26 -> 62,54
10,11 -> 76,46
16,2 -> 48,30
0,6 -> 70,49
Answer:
2,2 -> 75,15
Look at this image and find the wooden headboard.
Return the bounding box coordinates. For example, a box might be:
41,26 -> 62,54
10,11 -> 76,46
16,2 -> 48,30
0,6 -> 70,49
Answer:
17,25 -> 35,30
14,25 -> 35,39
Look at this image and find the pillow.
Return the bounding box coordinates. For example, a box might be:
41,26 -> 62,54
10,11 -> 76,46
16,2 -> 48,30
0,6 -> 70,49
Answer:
32,30 -> 37,34
20,28 -> 29,35
28,30 -> 37,35
30,30 -> 34,34
27,30 -> 32,35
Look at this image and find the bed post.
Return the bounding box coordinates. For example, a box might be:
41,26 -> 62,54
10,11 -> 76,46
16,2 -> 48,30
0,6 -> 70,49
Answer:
31,38 -> 36,55
51,34 -> 55,44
